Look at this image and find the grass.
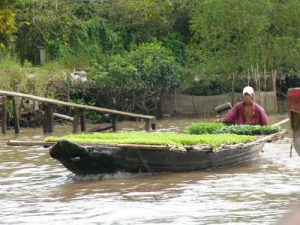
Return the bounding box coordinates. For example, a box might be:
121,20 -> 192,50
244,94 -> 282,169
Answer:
46,132 -> 256,149
0,57 -> 69,97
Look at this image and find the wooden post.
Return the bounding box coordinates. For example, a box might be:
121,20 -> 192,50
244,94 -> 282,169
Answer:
12,85 -> 20,134
80,109 -> 86,132
272,70 -> 278,113
43,103 -> 55,133
145,119 -> 151,132
145,118 -> 156,131
1,96 -> 7,134
151,119 -> 156,130
73,110 -> 80,133
111,115 -> 119,132
12,96 -> 20,134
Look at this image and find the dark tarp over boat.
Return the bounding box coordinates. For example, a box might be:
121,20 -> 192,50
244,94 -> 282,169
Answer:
288,88 -> 300,155
49,131 -> 285,175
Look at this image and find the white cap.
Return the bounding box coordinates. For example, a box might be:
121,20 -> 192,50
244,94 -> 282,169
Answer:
243,86 -> 254,95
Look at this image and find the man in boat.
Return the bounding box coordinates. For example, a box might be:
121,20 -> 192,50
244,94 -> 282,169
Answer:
220,86 -> 269,125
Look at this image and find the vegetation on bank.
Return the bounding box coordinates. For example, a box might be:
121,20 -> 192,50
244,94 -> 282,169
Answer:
186,123 -> 281,135
0,0 -> 300,116
0,59 -> 69,97
45,132 -> 256,149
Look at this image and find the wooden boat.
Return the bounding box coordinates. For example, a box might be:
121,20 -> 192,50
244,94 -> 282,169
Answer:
288,88 -> 300,154
49,131 -> 285,175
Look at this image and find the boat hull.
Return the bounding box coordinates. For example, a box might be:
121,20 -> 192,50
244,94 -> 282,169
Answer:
50,140 -> 264,175
288,88 -> 300,154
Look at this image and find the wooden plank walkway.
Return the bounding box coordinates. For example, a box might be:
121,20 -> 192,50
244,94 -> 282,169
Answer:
0,90 -> 156,134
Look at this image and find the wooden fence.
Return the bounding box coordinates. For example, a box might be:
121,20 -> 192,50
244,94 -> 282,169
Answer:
0,90 -> 156,134
162,91 -> 278,117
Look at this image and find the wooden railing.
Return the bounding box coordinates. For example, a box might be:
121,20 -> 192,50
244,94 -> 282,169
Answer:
0,90 -> 156,134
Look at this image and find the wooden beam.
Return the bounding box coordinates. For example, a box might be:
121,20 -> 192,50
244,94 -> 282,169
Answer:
53,113 -> 74,121
37,110 -> 73,121
89,125 -> 113,132
272,118 -> 289,127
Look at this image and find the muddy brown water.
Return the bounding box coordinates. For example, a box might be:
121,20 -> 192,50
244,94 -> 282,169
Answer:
0,114 -> 299,225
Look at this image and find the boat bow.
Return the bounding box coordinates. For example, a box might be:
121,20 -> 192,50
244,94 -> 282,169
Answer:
50,140 -> 89,160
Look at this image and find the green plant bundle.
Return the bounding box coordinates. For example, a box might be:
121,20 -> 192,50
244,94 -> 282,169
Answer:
186,122 -> 281,135
186,122 -> 226,134
214,125 -> 281,135
46,132 -> 256,149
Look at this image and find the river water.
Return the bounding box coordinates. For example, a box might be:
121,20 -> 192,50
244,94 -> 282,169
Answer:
0,115 -> 299,225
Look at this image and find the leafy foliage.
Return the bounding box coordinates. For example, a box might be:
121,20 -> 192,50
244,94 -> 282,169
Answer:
129,42 -> 182,91
89,42 -> 182,114
0,6 -> 17,53
186,0 -> 300,94
104,0 -> 173,49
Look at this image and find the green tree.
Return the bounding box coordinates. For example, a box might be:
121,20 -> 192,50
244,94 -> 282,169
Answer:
89,42 -> 182,115
267,0 -> 300,78
185,0 -> 300,94
189,0 -> 271,76
129,42 -> 181,91
0,1 -> 17,54
14,1 -> 112,67
104,0 -> 173,49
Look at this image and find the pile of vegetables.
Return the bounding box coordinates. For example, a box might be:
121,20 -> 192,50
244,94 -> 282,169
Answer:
186,122 -> 281,135
46,132 -> 256,148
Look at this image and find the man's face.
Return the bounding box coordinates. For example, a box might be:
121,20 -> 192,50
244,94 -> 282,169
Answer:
243,93 -> 253,104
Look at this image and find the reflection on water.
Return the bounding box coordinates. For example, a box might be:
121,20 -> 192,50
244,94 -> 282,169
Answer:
0,114 -> 299,224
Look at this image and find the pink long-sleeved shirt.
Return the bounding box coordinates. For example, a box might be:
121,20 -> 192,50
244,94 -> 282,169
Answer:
222,102 -> 269,125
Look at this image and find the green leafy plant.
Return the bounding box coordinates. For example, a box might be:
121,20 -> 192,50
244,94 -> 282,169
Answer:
214,125 -> 281,135
186,122 -> 281,135
46,131 -> 256,150
186,122 -> 225,134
